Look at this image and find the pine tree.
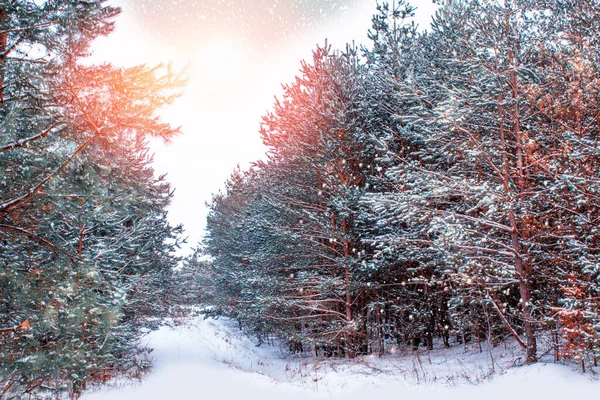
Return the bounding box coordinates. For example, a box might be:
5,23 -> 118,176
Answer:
359,0 -> 454,351
522,0 -> 600,368
0,1 -> 183,396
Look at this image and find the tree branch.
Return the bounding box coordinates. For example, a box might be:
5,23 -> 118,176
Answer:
0,224 -> 77,261
0,121 -> 66,153
487,292 -> 526,349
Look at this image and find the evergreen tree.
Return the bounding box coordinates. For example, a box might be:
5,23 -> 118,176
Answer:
0,1 -> 183,396
523,0 -> 600,369
359,0 -> 453,351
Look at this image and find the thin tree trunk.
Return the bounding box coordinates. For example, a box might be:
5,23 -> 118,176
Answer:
506,3 -> 537,362
0,7 -> 8,103
508,212 -> 537,363
498,111 -> 537,362
495,4 -> 538,361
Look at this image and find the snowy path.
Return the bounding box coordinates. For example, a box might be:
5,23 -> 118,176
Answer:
82,316 -> 599,400
82,318 -> 311,400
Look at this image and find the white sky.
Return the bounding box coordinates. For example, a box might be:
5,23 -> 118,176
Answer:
90,0 -> 438,253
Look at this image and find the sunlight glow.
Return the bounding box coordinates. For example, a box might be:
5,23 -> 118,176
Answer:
199,41 -> 244,86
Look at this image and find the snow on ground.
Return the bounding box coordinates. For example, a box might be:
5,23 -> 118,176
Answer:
82,315 -> 599,400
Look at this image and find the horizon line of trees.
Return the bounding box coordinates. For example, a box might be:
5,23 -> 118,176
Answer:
184,0 -> 600,370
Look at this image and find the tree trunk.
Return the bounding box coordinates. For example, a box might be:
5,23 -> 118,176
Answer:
508,8 -> 537,362
508,212 -> 537,363
0,7 -> 8,103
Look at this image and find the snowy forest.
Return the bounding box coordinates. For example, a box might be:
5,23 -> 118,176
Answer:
2,0 -> 600,398
186,0 -> 600,375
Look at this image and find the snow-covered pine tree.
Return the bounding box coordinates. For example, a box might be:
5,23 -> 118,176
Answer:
395,0 -> 545,363
359,0 -> 454,351
520,0 -> 600,369
0,1 -> 183,396
201,167 -> 283,338
199,44 -> 382,357
175,252 -> 214,309
258,44 -> 380,357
